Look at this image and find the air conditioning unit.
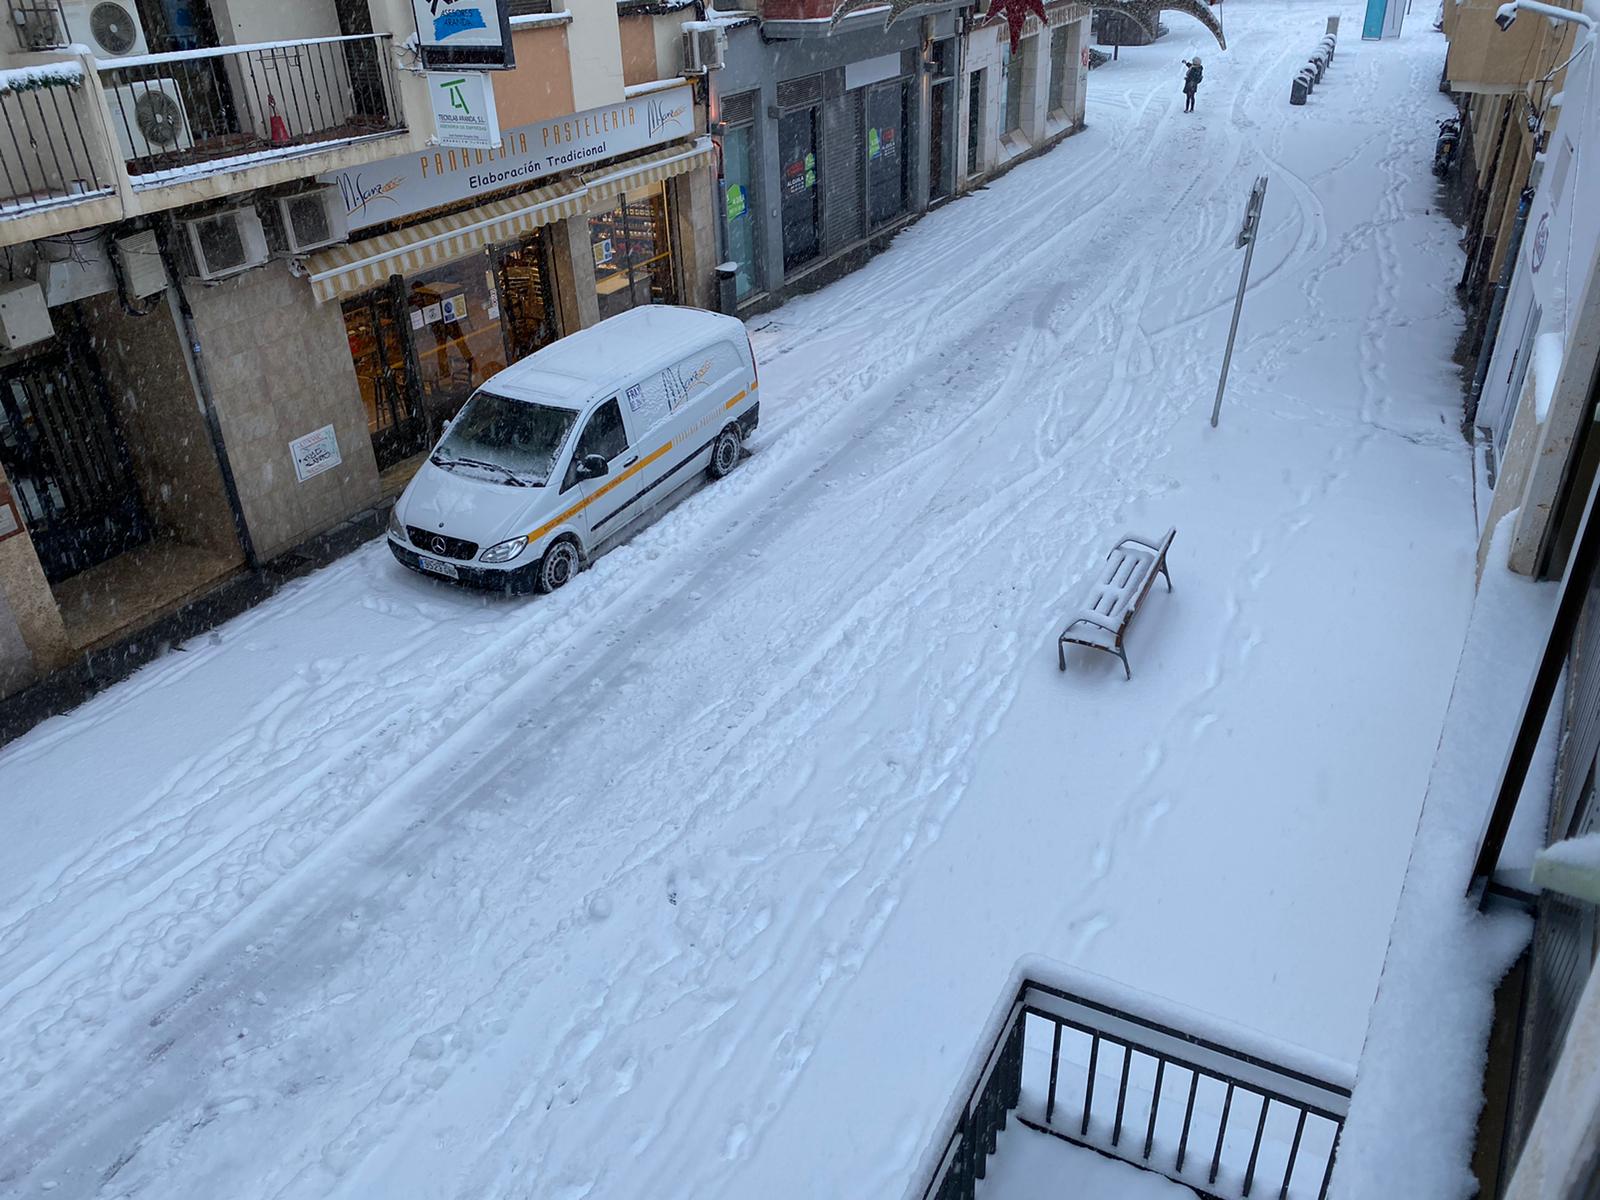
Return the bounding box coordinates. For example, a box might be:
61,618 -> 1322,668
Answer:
180,207 -> 269,282
61,0 -> 149,58
263,186 -> 350,255
113,229 -> 169,297
681,22 -> 727,74
0,280 -> 55,351
103,79 -> 194,162
38,235 -> 115,306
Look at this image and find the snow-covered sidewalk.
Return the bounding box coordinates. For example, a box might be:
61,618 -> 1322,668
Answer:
0,5 -> 1473,1197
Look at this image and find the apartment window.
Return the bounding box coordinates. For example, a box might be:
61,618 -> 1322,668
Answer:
1049,24 -> 1072,114
1005,39 -> 1030,135
506,0 -> 555,13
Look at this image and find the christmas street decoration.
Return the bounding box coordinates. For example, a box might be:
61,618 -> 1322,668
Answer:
828,0 -> 1224,53
1093,0 -> 1227,50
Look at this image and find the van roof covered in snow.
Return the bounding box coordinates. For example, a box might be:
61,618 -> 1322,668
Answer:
484,306 -> 746,408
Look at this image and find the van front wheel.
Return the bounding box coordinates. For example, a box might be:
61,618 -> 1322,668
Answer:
535,538 -> 581,593
708,425 -> 743,479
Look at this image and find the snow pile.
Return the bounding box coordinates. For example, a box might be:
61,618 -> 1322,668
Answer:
1329,516 -> 1557,1200
1532,330 -> 1566,424
978,1124 -> 1201,1198
0,62 -> 84,95
1538,831 -> 1600,871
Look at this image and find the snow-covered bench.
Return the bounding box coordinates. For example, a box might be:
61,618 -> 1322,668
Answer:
1057,529 -> 1175,680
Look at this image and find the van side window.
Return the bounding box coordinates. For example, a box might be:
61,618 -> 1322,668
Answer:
563,398 -> 629,490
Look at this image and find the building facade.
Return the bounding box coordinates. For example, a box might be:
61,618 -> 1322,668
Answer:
709,0 -> 1089,311
0,0 -> 718,704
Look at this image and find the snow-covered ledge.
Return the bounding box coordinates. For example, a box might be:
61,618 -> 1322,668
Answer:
509,10 -> 572,28
624,76 -> 691,98
1328,519 -> 1557,1200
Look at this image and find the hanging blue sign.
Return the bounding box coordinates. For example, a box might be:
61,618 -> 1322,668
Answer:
411,0 -> 516,70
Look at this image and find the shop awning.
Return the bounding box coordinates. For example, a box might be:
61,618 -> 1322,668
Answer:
305,138 -> 716,303
583,139 -> 717,207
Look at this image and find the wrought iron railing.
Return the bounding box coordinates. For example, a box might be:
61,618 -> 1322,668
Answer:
99,33 -> 401,180
0,62 -> 111,214
914,963 -> 1353,1200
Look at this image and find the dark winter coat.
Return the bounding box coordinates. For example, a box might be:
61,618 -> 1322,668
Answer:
1184,63 -> 1203,94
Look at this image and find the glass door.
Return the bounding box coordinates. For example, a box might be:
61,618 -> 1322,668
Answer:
866,81 -> 908,228
495,232 -> 557,364
722,123 -> 759,301
342,280 -> 426,470
966,69 -> 984,177
779,106 -> 820,272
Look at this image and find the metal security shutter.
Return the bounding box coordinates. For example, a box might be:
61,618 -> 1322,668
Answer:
722,91 -> 756,126
777,74 -> 824,110
823,90 -> 864,253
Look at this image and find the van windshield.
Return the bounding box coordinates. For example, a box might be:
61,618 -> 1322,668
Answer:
433,390 -> 578,486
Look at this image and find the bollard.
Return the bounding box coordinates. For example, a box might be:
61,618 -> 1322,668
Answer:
1311,54 -> 1327,81
1309,56 -> 1324,82
1298,67 -> 1316,94
1291,74 -> 1309,104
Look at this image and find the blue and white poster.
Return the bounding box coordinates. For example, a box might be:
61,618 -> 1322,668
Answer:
411,0 -> 515,70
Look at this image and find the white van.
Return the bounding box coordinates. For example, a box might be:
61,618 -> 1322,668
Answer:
386,306 -> 758,592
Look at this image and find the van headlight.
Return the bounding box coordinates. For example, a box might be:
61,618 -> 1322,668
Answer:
480,536 -> 528,564
387,508 -> 406,542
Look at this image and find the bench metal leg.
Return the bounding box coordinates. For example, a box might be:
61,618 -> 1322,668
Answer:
1058,638 -> 1068,672
1118,645 -> 1131,680
1159,557 -> 1173,592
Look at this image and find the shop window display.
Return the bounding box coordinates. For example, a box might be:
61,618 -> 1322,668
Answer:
590,183 -> 677,320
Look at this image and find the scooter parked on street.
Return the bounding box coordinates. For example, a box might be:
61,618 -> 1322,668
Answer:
1434,115 -> 1462,177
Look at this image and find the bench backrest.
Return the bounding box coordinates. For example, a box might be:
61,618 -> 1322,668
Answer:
1083,547 -> 1158,631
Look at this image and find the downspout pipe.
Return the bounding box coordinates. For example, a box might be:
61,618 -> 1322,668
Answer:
155,226 -> 259,570
1468,185 -> 1535,431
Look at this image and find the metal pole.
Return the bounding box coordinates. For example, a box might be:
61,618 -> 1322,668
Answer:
1211,177 -> 1267,428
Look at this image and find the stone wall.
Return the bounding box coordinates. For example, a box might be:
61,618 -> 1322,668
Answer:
0,462 -> 71,699
81,292 -> 244,561
185,262 -> 381,563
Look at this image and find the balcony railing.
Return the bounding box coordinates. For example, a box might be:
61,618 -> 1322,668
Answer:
0,62 -> 113,214
915,961 -> 1354,1200
99,33 -> 402,182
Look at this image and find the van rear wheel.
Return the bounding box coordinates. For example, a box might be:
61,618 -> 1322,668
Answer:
708,425 -> 743,479
535,538 -> 580,593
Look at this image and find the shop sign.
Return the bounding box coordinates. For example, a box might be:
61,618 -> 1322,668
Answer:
411,0 -> 515,71
325,84 -> 697,232
430,72 -> 501,149
725,182 -> 746,221
0,482 -> 21,542
290,425 -> 343,484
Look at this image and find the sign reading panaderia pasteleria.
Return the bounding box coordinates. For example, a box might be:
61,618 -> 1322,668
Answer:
323,84 -> 696,231
410,0 -> 516,70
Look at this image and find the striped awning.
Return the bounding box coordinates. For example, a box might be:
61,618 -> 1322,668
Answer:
305,137 -> 716,303
584,139 -> 716,207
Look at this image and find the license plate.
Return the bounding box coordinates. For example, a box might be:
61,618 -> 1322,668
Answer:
417,555 -> 459,579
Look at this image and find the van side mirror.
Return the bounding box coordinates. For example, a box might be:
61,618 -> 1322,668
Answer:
576,453 -> 609,481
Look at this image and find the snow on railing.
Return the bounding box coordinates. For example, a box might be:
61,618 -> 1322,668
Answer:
0,57 -> 110,214
97,33 -> 403,180
908,956 -> 1354,1200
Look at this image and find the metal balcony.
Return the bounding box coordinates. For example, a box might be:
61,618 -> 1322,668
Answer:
0,62 -> 114,215
98,33 -> 403,184
914,961 -> 1353,1200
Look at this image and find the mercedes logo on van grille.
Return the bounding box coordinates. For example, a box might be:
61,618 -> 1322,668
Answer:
431,536 -> 448,555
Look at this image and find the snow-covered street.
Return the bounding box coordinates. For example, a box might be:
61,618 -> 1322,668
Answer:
0,5 -> 1474,1197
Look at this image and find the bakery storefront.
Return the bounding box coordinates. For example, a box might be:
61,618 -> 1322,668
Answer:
310,86 -> 713,471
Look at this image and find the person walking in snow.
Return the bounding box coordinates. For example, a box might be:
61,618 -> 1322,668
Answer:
1182,56 -> 1203,112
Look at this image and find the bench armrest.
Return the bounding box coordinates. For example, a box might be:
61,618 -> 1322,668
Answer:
1062,613 -> 1122,637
